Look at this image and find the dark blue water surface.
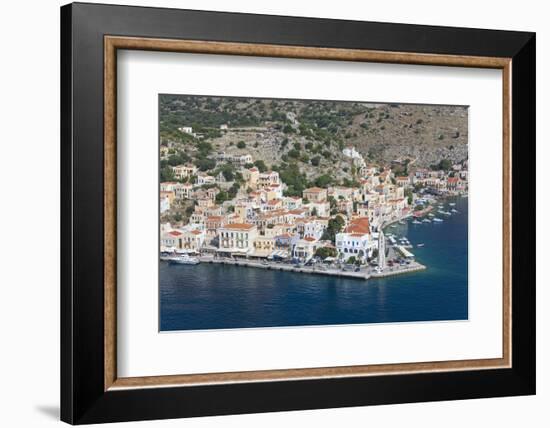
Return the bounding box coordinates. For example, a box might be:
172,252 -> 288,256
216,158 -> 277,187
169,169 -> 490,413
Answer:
160,197 -> 468,331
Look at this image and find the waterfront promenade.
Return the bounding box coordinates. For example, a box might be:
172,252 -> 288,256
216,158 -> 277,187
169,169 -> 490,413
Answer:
197,255 -> 426,281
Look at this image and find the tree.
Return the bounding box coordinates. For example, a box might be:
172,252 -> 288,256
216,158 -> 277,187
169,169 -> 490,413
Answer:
160,165 -> 175,182
321,216 -> 346,243
215,191 -> 230,204
311,207 -> 318,217
196,158 -> 216,171
166,152 -> 190,166
314,174 -> 332,188
283,124 -> 294,134
197,141 -> 213,156
288,149 -> 300,159
438,159 -> 453,171
253,160 -> 268,173
216,163 -> 235,181
310,156 -> 321,167
315,247 -> 337,259
279,163 -> 308,197
228,182 -> 241,198
185,205 -> 195,216
347,256 -> 357,265
237,141 -> 246,149
404,188 -> 414,205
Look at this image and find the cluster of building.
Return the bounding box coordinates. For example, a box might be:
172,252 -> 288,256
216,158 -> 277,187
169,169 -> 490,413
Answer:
160,145 -> 468,264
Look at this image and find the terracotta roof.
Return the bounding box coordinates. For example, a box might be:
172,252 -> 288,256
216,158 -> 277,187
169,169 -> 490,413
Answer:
288,209 -> 308,215
448,177 -> 460,183
303,236 -> 317,242
168,230 -> 182,236
304,187 -> 325,193
277,233 -> 292,238
191,230 -> 202,235
206,216 -> 223,221
222,223 -> 256,230
345,217 -> 371,235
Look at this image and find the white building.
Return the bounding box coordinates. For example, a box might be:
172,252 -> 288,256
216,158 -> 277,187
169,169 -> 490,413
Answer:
308,200 -> 330,217
196,173 -> 216,186
302,220 -> 326,240
171,164 -> 197,180
160,194 -> 171,213
175,183 -> 194,199
258,171 -> 280,188
292,237 -> 319,261
161,229 -> 183,249
180,229 -> 206,251
218,223 -> 258,255
342,146 -> 362,160
335,217 -> 375,262
178,126 -> 194,134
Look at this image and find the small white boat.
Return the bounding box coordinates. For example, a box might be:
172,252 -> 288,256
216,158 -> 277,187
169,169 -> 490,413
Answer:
449,203 -> 456,206
433,218 -> 444,223
412,220 -> 422,225
451,209 -> 459,213
169,254 -> 200,265
442,211 -> 452,216
422,218 -> 431,223
417,243 -> 425,247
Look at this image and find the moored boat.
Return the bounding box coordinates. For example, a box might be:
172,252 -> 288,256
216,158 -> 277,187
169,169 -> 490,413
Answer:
169,254 -> 200,265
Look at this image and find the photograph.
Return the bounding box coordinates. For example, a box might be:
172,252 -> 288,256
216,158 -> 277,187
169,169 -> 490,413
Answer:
158,95 -> 469,331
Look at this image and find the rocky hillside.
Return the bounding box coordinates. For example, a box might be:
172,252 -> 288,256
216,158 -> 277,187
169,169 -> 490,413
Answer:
160,95 -> 468,185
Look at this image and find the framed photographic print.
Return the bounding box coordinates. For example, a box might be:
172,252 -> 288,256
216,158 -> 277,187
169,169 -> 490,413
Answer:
60,2 -> 536,424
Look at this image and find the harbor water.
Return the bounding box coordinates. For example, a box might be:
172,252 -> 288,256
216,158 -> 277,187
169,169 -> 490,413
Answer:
160,197 -> 468,331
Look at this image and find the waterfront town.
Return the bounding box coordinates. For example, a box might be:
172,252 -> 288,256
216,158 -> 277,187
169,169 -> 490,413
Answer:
160,132 -> 468,278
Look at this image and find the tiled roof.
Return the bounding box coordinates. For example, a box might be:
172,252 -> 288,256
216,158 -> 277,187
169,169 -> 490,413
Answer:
222,223 -> 255,230
304,187 -> 325,193
345,217 -> 371,235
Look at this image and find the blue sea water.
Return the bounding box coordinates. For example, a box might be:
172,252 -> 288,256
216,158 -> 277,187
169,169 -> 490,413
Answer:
160,197 -> 468,331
